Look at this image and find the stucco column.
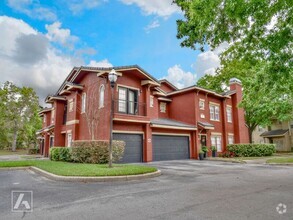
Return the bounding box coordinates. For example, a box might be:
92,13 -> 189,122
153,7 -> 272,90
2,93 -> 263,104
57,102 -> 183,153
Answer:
144,123 -> 152,162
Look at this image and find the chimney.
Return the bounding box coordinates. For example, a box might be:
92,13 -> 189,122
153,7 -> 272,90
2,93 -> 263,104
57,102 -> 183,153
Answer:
229,78 -> 249,143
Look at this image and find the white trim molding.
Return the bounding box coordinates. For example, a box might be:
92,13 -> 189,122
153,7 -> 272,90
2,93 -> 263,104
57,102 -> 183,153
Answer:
113,118 -> 150,124
66,120 -> 79,125
150,124 -> 197,131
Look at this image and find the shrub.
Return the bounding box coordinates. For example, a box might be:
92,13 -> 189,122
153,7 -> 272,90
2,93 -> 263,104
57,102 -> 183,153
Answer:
27,148 -> 40,154
71,140 -> 125,164
202,146 -> 208,153
219,150 -> 235,158
227,144 -> 276,157
50,147 -> 71,162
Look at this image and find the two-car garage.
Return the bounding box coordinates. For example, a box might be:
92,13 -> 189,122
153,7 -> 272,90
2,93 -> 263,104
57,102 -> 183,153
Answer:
113,133 -> 190,163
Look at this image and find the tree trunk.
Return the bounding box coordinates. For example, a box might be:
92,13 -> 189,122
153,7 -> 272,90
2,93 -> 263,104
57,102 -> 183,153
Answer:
12,130 -> 18,152
248,128 -> 253,144
248,124 -> 257,144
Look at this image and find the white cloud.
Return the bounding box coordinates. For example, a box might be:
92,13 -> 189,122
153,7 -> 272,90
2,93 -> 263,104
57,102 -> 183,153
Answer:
45,22 -> 78,49
193,42 -> 229,78
68,0 -> 106,14
88,59 -> 113,68
7,0 -> 57,21
162,65 -> 196,89
0,16 -> 110,105
120,0 -> 180,18
144,19 -> 160,33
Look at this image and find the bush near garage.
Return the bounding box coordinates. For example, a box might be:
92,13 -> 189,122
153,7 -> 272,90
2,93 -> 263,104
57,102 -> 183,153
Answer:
70,140 -> 125,164
227,144 -> 276,157
49,147 -> 71,162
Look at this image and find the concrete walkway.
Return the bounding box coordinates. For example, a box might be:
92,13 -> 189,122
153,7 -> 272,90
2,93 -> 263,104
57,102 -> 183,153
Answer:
0,154 -> 46,161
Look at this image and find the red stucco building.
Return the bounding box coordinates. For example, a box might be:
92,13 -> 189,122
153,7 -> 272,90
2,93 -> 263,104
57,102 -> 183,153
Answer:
38,65 -> 249,162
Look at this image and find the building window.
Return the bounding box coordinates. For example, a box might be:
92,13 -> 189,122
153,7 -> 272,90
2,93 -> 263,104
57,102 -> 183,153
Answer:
200,113 -> 205,119
63,103 -> 67,125
150,95 -> 154,107
49,136 -> 54,148
67,133 -> 72,147
199,100 -> 205,110
51,109 -> 55,124
118,87 -> 138,114
160,102 -> 166,113
43,116 -> 46,123
226,106 -> 232,123
68,99 -> 74,112
99,85 -> 105,108
210,105 -> 220,121
81,93 -> 86,113
211,135 -> 222,152
228,135 -> 234,144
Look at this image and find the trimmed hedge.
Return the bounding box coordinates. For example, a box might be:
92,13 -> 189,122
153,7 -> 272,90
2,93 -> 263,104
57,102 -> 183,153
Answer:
70,140 -> 125,164
50,147 -> 71,162
227,144 -> 276,157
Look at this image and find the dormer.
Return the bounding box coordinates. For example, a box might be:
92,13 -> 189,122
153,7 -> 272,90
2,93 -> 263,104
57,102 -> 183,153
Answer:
159,79 -> 178,93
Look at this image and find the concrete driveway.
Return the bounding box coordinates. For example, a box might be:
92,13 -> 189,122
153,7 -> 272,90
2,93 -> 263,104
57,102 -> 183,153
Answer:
1,160 -> 293,220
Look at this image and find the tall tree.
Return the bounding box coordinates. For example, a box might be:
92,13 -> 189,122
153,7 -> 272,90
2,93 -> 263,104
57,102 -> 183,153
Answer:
0,82 -> 41,151
175,0 -> 293,86
175,0 -> 293,142
197,58 -> 293,142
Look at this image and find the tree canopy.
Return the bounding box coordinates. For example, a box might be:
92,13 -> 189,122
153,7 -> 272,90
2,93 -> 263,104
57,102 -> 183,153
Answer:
175,0 -> 293,142
0,81 -> 42,151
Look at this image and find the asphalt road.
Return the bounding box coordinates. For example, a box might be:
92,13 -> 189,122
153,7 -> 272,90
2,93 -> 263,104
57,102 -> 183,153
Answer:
1,160 -> 293,220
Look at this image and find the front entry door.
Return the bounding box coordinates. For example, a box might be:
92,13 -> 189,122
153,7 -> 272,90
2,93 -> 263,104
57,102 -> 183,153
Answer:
200,135 -> 207,147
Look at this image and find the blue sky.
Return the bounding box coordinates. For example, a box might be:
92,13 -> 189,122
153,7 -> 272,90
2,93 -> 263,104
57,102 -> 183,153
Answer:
0,0 -> 226,103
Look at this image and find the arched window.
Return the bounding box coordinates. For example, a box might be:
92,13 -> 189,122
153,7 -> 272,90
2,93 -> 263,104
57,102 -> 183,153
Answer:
99,84 -> 105,108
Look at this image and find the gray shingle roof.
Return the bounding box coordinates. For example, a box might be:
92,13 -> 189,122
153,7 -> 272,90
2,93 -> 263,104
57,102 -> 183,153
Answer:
260,129 -> 289,137
151,118 -> 196,128
198,121 -> 214,128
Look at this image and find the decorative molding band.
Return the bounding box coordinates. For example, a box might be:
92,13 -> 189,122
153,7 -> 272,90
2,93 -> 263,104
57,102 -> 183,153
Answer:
150,124 -> 197,131
66,120 -> 79,125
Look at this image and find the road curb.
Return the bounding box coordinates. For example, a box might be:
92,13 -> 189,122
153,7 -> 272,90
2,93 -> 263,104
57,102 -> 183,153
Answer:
266,163 -> 293,166
205,158 -> 246,164
0,166 -> 161,182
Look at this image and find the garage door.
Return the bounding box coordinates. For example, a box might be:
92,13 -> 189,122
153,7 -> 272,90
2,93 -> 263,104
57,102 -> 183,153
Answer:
113,133 -> 143,163
152,135 -> 189,161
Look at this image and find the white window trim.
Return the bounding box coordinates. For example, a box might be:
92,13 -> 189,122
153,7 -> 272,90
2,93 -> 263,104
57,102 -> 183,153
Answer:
210,105 -> 220,121
228,134 -> 234,145
226,106 -> 232,123
68,99 -> 74,112
160,102 -> 166,113
67,133 -> 72,147
99,84 -> 105,109
81,92 -> 86,113
211,135 -> 222,152
150,95 -> 154,108
199,99 -> 205,110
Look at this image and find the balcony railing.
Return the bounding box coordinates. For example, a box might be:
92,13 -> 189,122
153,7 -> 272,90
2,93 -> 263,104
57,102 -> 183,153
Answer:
114,99 -> 146,116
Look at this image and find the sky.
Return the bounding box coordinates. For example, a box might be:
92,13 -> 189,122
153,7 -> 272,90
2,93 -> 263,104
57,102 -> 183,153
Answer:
0,0 -> 227,105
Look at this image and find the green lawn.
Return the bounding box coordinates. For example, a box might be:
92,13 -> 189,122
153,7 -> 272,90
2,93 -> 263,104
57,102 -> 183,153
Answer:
0,149 -> 28,156
266,157 -> 293,164
0,160 -> 157,176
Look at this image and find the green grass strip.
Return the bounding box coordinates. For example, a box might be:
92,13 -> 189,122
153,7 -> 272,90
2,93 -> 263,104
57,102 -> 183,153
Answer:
0,160 -> 157,176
